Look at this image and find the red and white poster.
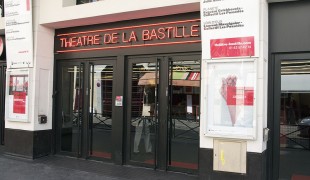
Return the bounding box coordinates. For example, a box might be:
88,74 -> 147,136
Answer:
205,60 -> 256,139
13,91 -> 26,114
6,71 -> 29,122
4,0 -> 33,68
200,0 -> 259,59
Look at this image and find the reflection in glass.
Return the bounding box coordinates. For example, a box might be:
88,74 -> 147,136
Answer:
168,60 -> 200,170
130,62 -> 157,165
59,63 -> 114,159
89,65 -> 113,159
279,60 -> 310,179
61,65 -> 83,154
0,64 -> 6,145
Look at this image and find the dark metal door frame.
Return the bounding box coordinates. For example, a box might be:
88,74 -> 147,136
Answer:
125,56 -> 159,169
55,61 -> 84,157
54,59 -> 116,159
166,54 -> 201,174
268,52 -> 310,180
125,53 -> 201,172
0,62 -> 6,145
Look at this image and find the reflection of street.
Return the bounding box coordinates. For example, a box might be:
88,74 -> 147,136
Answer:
129,117 -> 199,169
280,125 -> 310,150
91,127 -> 112,159
171,118 -> 199,140
90,113 -> 112,159
130,119 -> 155,165
133,117 -> 152,153
169,118 -> 199,169
279,149 -> 310,179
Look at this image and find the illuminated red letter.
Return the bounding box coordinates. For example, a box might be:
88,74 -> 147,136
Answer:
82,36 -> 88,45
93,35 -> 100,45
166,27 -> 174,38
175,27 -> 183,38
111,33 -> 119,44
76,37 -> 83,46
157,28 -> 166,40
182,26 -> 190,38
60,38 -> 67,47
191,25 -> 199,37
104,34 -> 112,44
122,32 -> 128,43
150,29 -> 158,40
71,37 -> 77,47
128,31 -> 137,42
87,36 -> 94,45
142,30 -> 150,41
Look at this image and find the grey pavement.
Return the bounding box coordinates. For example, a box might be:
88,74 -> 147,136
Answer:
0,147 -> 198,180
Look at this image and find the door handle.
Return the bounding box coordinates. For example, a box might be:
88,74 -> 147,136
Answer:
52,90 -> 58,98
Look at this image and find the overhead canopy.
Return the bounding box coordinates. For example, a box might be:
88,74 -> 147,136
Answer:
138,72 -> 200,87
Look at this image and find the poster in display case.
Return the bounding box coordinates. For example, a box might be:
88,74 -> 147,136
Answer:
205,59 -> 257,139
6,70 -> 29,122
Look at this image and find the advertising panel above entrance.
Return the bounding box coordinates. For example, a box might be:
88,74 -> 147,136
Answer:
55,19 -> 201,53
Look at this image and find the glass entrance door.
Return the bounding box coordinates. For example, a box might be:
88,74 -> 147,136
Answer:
55,60 -> 115,160
126,57 -> 158,167
167,58 -> 200,172
278,59 -> 310,179
0,62 -> 6,145
89,63 -> 114,159
126,55 -> 200,172
57,62 -> 83,156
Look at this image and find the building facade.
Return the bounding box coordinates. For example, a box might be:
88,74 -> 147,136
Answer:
0,0 -> 309,180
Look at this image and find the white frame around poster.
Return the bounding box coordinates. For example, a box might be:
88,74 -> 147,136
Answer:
204,59 -> 257,139
5,69 -> 29,122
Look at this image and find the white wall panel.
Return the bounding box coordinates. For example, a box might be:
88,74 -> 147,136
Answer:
40,0 -> 199,28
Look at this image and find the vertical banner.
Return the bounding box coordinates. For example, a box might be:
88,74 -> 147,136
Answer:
200,0 -> 260,59
6,70 -> 29,122
205,60 -> 256,139
4,0 -> 33,68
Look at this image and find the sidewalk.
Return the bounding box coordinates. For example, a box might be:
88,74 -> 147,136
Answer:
0,147 -> 198,180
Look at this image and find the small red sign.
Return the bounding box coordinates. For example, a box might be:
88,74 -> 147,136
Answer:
210,36 -> 254,58
226,86 -> 236,105
244,87 -> 254,106
13,92 -> 26,114
226,86 -> 254,106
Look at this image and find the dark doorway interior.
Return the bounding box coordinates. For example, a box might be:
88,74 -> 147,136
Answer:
279,60 -> 310,180
271,55 -> 310,180
55,59 -> 115,160
125,54 -> 200,174
0,62 -> 6,145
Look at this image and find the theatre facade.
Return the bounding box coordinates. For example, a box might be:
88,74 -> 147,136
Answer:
0,0 -> 309,180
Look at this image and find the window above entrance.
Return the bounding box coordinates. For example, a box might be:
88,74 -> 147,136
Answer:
76,0 -> 103,5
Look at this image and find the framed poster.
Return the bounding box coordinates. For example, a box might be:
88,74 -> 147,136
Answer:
205,59 -> 256,139
6,69 -> 29,122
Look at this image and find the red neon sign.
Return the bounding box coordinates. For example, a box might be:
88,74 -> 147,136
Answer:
55,19 -> 201,53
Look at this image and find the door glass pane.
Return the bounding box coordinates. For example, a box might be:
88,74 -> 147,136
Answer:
0,64 -> 6,145
89,64 -> 113,159
280,60 -> 310,179
168,60 -> 200,170
130,62 -> 157,165
60,64 -> 83,155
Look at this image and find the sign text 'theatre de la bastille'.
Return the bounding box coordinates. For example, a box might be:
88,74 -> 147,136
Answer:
55,19 -> 201,53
